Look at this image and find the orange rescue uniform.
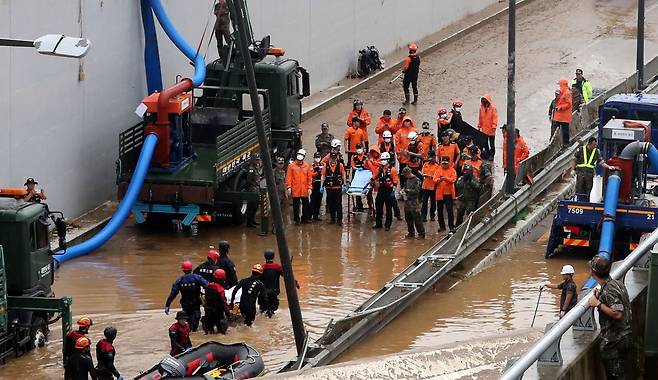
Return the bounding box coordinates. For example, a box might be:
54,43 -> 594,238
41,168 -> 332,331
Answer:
375,116 -> 398,143
433,166 -> 457,200
346,109 -> 372,131
420,162 -> 439,190
286,161 -> 313,197
344,127 -> 368,153
478,94 -> 498,137
418,134 -> 437,159
395,116 -> 418,165
436,142 -> 460,168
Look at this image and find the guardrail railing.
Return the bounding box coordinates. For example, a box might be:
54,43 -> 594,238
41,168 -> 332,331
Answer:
501,227 -> 657,380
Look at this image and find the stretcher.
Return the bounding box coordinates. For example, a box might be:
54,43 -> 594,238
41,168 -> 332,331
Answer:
346,169 -> 373,221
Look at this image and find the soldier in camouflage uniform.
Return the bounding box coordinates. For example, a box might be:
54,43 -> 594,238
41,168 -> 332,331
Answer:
478,159 -> 493,205
588,256 -> 632,380
401,167 -> 425,239
274,156 -> 287,209
455,164 -> 480,226
244,154 -> 262,228
315,122 -> 335,157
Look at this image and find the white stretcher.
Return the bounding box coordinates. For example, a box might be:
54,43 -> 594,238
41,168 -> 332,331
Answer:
346,169 -> 372,221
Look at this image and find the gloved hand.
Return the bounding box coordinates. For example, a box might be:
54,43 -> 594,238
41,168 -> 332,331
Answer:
342,185 -> 348,193
286,188 -> 292,197
320,186 -> 325,194
164,306 -> 170,315
116,376 -> 124,380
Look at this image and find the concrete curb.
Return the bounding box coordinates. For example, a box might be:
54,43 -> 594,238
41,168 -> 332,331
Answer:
300,0 -> 536,121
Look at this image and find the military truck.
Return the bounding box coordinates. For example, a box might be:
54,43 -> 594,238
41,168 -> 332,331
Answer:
0,198 -> 71,363
116,1 -> 309,234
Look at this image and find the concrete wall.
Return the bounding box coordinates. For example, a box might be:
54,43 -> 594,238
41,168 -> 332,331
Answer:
1,0 -> 498,218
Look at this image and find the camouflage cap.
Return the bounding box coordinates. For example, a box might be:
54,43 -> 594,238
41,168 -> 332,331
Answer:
401,166 -> 413,175
590,256 -> 612,277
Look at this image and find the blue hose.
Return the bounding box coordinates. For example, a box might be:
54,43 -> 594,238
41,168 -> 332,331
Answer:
141,0 -> 163,93
54,134 -> 159,265
148,0 -> 206,87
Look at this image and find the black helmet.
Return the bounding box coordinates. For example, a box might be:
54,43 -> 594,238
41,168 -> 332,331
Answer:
321,122 -> 329,129
353,98 -> 363,106
104,326 -> 118,341
314,151 -> 322,158
175,311 -> 188,320
218,240 -> 230,255
264,249 -> 275,261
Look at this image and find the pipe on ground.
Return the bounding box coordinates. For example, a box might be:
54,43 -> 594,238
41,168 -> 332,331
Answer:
53,134 -> 159,265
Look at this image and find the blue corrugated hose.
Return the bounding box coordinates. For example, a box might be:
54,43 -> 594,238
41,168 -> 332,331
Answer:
53,134 -> 159,266
141,0 -> 163,93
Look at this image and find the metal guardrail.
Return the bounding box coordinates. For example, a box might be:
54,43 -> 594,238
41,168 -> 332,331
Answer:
500,227 -> 658,380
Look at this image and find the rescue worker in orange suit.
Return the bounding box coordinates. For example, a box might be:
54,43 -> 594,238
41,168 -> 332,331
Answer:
322,139 -> 346,166
95,327 -> 121,380
477,94 -> 498,158
393,107 -> 411,131
260,249 -> 283,316
169,311 -> 192,356
322,152 -> 347,225
375,109 -> 398,144
502,125 -> 530,174
437,108 -> 451,134
310,152 -> 324,221
204,269 -> 230,335
403,131 -> 424,180
230,264 -> 268,327
449,99 -> 465,132
346,98 -> 372,132
350,144 -> 368,211
434,157 -> 458,232
436,130 -> 460,170
193,249 -> 220,283
65,316 -> 93,378
418,122 -> 437,160
216,240 -> 238,289
66,336 -> 98,380
164,261 -> 209,332
286,149 -> 313,224
402,43 -> 421,105
373,152 -> 399,231
552,79 -> 573,146
420,152 -> 439,222
344,118 -> 369,165
395,116 -> 418,189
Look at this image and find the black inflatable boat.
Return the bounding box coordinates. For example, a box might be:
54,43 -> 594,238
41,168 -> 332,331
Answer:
134,342 -> 264,379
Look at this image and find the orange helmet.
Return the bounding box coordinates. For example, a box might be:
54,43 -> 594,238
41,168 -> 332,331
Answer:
75,336 -> 91,349
213,269 -> 226,280
251,263 -> 264,274
408,43 -> 418,51
207,250 -> 220,261
181,260 -> 193,272
452,99 -> 463,107
76,316 -> 93,328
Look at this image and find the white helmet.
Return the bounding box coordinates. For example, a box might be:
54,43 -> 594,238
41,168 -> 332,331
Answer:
383,130 -> 393,138
380,152 -> 391,160
297,149 -> 306,157
408,131 -> 418,141
331,139 -> 342,148
560,265 -> 575,275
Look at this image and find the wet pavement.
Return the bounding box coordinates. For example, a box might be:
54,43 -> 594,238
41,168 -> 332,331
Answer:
3,0 -> 658,378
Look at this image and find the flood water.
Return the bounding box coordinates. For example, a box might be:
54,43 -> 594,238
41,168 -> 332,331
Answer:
2,0 -> 657,378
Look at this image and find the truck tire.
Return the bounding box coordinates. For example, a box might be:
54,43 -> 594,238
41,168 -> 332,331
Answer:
231,171 -> 248,225
545,218 -> 562,259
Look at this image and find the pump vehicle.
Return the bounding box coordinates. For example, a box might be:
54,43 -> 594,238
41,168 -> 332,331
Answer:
546,93 -> 658,258
116,1 -> 309,234
0,196 -> 71,363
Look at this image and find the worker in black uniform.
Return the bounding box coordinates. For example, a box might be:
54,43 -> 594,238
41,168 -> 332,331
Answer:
259,249 -> 283,316
204,269 -> 230,335
230,264 -> 268,326
65,316 -> 93,377
164,260 -> 208,332
244,154 -> 262,228
95,327 -> 122,380
66,336 -> 98,380
402,43 -> 420,105
216,240 -> 238,289
193,249 -> 220,283
310,152 -> 324,221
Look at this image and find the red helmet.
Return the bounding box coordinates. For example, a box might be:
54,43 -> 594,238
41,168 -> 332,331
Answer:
181,261 -> 193,272
408,43 -> 418,51
207,250 -> 219,261
452,98 -> 463,107
437,107 -> 447,115
252,263 -> 264,274
76,316 -> 93,328
75,336 -> 91,349
213,269 -> 226,280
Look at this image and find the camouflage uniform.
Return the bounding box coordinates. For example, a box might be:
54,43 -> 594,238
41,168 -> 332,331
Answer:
244,162 -> 262,227
315,132 -> 335,157
598,278 -> 632,380
403,172 -> 425,237
274,167 -> 287,208
478,161 -> 493,205
456,174 -> 480,226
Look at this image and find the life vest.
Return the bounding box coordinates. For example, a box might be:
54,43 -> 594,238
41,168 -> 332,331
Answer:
407,142 -> 422,167
576,146 -> 597,170
377,167 -> 395,190
324,162 -> 344,189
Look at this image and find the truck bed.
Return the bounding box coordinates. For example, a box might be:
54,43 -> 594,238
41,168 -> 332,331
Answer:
142,144 -> 216,187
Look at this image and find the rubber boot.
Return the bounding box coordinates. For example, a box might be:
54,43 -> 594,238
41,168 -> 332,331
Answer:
403,93 -> 410,105
411,93 -> 418,105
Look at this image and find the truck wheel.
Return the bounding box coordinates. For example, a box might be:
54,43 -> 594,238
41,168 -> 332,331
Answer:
545,219 -> 562,259
29,316 -> 48,349
231,171 -> 248,225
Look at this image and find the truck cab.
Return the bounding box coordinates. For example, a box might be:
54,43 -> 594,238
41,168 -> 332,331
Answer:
546,93 -> 658,258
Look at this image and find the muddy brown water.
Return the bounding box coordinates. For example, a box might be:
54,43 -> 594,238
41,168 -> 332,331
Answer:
2,0 -> 657,378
